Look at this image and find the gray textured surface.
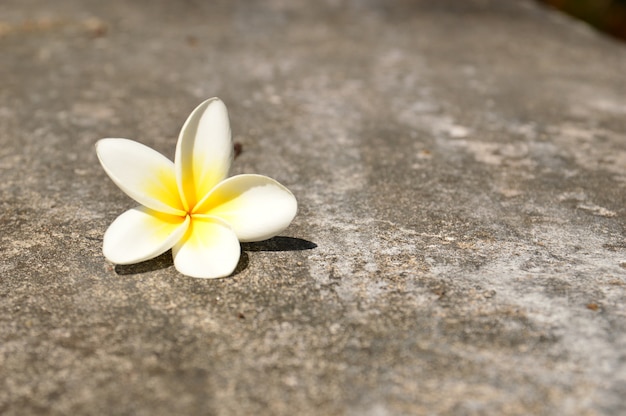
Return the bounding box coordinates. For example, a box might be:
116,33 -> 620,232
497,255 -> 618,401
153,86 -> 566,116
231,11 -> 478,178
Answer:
1,0 -> 625,415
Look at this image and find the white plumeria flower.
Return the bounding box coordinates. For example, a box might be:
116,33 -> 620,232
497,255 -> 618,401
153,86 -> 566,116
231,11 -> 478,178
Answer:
96,98 -> 297,278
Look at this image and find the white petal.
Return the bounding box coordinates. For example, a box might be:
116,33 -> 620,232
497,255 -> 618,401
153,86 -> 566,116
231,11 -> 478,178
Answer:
96,139 -> 186,216
175,98 -> 233,212
103,207 -> 189,265
172,216 -> 240,278
195,174 -> 297,242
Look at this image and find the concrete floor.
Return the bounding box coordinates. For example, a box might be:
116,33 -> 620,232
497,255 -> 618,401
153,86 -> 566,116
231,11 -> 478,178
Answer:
1,0 -> 625,414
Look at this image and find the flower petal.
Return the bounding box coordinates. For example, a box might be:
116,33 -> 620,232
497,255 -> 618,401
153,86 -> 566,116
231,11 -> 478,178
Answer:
96,139 -> 186,216
175,98 -> 233,212
103,206 -> 189,265
172,216 -> 240,278
196,174 -> 297,242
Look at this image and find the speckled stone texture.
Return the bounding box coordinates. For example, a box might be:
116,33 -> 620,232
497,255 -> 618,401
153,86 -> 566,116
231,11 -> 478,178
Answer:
1,0 -> 625,415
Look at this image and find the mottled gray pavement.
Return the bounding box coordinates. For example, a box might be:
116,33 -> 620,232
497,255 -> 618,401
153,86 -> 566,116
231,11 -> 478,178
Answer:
1,0 -> 625,414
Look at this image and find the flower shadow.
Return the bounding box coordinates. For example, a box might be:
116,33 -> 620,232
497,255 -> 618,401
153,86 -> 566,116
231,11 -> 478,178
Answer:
114,251 -> 175,275
115,251 -> 250,276
241,236 -> 317,252
114,236 -> 315,276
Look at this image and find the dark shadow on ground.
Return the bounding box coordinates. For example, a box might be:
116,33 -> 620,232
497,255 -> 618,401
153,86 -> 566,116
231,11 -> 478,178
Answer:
114,237 -> 315,276
232,251 -> 249,276
115,251 -> 174,275
242,236 -> 317,252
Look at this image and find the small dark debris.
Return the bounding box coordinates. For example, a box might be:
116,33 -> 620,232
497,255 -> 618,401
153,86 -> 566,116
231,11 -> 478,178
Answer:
237,312 -> 245,320
83,18 -> 107,38
234,142 -> 243,159
432,288 -> 446,299
186,35 -> 198,46
603,242 -> 626,252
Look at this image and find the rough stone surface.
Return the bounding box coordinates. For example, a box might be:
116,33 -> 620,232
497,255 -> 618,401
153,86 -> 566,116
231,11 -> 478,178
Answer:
1,0 -> 625,415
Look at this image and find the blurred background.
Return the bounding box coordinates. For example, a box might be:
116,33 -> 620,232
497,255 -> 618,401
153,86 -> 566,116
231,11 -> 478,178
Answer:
538,0 -> 626,40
